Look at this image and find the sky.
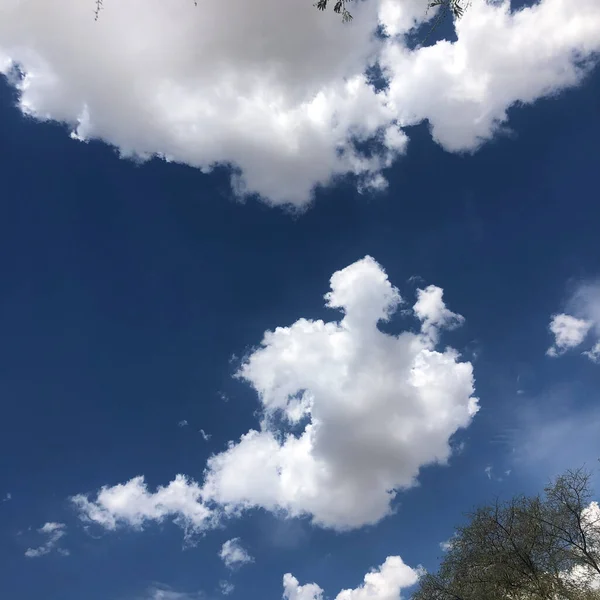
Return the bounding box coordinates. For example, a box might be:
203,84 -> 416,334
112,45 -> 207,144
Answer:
0,0 -> 600,599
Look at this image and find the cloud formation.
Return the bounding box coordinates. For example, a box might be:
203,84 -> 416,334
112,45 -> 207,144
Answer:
1,0 -> 599,206
219,581 -> 235,596
71,475 -> 215,539
283,556 -> 421,600
201,256 -> 478,529
24,522 -> 68,558
145,585 -> 203,600
547,280 -> 600,362
73,256 -> 478,534
219,538 -> 254,569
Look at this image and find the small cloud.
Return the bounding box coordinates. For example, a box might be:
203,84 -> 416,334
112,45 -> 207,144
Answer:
219,538 -> 254,570
451,440 -> 466,456
2,492 -> 11,502
219,581 -> 235,596
547,281 -> 600,363
145,585 -> 203,600
407,275 -> 424,285
178,420 -> 189,428
547,313 -> 591,357
25,522 -> 68,558
199,429 -> 212,442
484,465 -> 511,482
439,537 -> 455,552
583,341 -> 600,364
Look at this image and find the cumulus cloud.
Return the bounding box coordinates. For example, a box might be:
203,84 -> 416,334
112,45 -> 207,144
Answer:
199,429 -> 212,442
71,475 -> 215,539
284,556 -> 420,600
73,256 -> 478,533
219,538 -> 254,569
1,0 -> 599,206
201,256 -> 478,529
547,280 -> 600,362
24,522 -> 69,558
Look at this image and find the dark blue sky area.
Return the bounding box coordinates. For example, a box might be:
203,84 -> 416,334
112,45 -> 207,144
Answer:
0,64 -> 599,600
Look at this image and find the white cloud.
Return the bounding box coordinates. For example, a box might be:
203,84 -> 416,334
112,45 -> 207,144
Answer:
547,280 -> 600,362
200,429 -> 212,442
1,0 -> 599,206
2,492 -> 10,502
178,420 -> 189,428
200,256 -> 478,529
284,556 -> 420,600
71,475 -> 215,539
439,537 -> 455,552
547,314 -> 591,357
73,256 -> 478,534
413,285 -> 465,340
283,575 -> 324,600
484,465 -> 492,479
24,522 -> 69,558
583,341 -> 600,364
219,538 -> 254,569
145,585 -> 203,600
219,581 -> 235,596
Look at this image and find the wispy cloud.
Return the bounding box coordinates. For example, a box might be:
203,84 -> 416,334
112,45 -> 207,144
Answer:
24,522 -> 69,558
219,538 -> 253,570
512,389 -> 600,480
145,585 -> 203,600
219,581 -> 234,596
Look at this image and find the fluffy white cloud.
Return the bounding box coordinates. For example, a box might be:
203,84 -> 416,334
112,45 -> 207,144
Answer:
381,0 -> 600,152
547,280 -> 600,362
25,522 -> 69,558
547,314 -> 591,357
71,475 -> 215,538
73,256 -> 478,534
284,556 -> 420,600
219,538 -> 254,569
1,0 -> 599,206
201,256 -> 478,529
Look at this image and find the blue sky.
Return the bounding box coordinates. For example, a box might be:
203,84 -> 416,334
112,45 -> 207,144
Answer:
1,1 -> 600,599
